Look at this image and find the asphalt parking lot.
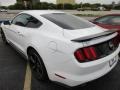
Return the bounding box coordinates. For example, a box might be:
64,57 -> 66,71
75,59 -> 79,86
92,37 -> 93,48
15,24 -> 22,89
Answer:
0,34 -> 120,90
0,37 -> 26,90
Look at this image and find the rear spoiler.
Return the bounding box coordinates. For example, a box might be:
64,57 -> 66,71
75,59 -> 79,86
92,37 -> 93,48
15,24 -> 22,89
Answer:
71,30 -> 117,42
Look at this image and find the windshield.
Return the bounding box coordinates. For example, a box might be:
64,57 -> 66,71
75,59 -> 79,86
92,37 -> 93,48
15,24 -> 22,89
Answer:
41,13 -> 95,30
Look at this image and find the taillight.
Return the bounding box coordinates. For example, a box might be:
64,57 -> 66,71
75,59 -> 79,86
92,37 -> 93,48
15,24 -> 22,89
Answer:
74,36 -> 119,63
74,46 -> 97,63
74,50 -> 85,61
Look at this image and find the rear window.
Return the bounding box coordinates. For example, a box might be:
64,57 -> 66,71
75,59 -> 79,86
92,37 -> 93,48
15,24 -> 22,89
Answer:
41,13 -> 95,30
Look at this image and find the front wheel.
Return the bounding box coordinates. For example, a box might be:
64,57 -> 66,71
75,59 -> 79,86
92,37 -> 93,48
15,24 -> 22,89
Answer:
28,49 -> 48,81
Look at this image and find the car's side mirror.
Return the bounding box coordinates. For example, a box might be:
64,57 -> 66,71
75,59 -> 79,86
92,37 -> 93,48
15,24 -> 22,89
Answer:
3,20 -> 11,25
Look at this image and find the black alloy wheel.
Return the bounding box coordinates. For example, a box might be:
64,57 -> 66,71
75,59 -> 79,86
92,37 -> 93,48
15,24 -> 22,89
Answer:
28,49 -> 48,81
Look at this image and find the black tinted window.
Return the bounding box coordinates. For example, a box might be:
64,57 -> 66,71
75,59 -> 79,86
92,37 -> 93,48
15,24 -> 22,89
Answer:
109,16 -> 120,25
12,14 -> 30,27
26,16 -> 42,28
95,15 -> 113,24
41,13 -> 94,30
95,15 -> 120,25
12,14 -> 42,28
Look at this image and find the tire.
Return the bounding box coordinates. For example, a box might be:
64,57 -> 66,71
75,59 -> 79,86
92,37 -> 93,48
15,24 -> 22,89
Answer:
0,29 -> 8,45
28,49 -> 48,81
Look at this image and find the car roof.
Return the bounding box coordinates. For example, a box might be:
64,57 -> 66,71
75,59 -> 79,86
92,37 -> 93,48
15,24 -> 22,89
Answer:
94,14 -> 120,20
98,14 -> 120,18
105,14 -> 120,16
20,10 -> 65,16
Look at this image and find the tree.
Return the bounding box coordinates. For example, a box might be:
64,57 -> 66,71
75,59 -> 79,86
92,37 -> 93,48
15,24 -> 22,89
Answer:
111,1 -> 116,9
64,4 -> 73,9
56,4 -> 63,9
91,3 -> 101,8
114,6 -> 120,10
32,2 -> 41,9
82,3 -> 91,7
0,6 -> 8,9
102,4 -> 112,10
40,2 -> 49,9
8,3 -> 25,10
48,3 -> 56,9
73,4 -> 79,9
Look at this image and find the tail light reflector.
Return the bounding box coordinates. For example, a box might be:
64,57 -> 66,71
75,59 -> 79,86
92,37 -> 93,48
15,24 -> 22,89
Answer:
74,36 -> 119,63
74,46 -> 97,62
74,50 -> 85,61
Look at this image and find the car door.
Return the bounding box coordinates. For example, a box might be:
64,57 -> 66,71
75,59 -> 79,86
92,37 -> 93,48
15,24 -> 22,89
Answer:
15,14 -> 43,53
8,14 -> 42,54
5,14 -> 32,54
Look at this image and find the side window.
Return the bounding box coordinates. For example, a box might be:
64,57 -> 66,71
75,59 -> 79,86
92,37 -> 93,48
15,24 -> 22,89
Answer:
26,16 -> 42,28
12,14 -> 42,28
95,16 -> 113,24
109,16 -> 120,25
12,14 -> 30,27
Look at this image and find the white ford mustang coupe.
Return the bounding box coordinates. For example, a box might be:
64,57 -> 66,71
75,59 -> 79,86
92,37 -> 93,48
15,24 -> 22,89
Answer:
0,10 -> 120,87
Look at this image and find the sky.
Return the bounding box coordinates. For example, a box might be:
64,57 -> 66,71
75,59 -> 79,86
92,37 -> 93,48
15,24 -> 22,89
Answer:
0,0 -> 120,6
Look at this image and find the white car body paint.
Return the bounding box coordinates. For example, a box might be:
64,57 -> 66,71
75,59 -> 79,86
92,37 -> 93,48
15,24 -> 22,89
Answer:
1,10 -> 120,87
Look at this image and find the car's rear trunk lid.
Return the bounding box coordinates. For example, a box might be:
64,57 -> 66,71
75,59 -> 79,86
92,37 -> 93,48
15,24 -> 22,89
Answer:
63,26 -> 118,46
63,26 -> 109,40
64,26 -> 119,62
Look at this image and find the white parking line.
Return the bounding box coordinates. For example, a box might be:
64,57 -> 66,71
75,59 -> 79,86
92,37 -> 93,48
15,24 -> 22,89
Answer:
23,62 -> 32,90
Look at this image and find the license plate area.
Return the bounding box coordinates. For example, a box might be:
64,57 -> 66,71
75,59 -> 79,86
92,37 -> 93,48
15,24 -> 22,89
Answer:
109,56 -> 118,67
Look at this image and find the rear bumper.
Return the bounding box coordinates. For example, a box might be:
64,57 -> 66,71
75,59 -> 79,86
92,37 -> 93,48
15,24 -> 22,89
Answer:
58,57 -> 118,87
50,45 -> 120,87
